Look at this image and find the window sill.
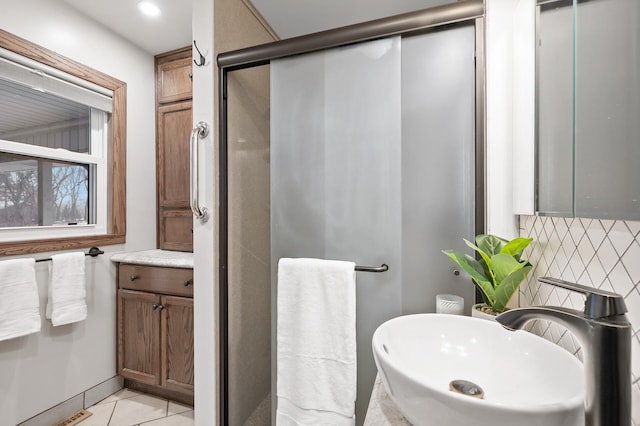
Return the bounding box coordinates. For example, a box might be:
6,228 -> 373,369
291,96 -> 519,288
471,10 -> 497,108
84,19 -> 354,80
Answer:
0,233 -> 125,256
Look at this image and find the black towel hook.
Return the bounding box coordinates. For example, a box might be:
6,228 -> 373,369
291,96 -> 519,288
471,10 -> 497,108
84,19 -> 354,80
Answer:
193,40 -> 206,67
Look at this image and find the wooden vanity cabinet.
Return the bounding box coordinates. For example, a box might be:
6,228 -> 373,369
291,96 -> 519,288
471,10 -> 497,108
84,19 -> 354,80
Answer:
116,263 -> 194,404
156,47 -> 193,252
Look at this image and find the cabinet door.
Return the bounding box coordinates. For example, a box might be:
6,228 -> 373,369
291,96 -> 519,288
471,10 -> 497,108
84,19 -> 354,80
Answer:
161,295 -> 194,393
157,100 -> 193,252
159,208 -> 193,252
157,57 -> 192,103
117,290 -> 161,385
158,101 -> 192,208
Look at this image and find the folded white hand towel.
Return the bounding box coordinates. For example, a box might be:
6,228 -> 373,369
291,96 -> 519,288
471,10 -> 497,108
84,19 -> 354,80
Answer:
276,258 -> 357,425
0,258 -> 41,341
46,252 -> 87,326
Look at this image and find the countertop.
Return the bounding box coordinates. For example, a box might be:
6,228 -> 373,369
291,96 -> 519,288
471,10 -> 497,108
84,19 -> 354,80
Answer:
110,249 -> 193,269
364,375 -> 411,426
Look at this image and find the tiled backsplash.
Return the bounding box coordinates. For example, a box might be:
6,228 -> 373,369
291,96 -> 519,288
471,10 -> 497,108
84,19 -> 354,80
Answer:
519,215 -> 640,424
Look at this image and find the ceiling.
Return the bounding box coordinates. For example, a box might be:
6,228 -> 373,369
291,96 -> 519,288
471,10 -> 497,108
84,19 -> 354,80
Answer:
57,0 -> 458,55
251,0 -> 458,39
60,0 -> 192,55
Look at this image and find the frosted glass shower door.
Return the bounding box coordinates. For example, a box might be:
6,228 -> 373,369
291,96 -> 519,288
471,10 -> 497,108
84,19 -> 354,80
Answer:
271,26 -> 476,424
271,37 -> 403,423
401,26 -> 476,314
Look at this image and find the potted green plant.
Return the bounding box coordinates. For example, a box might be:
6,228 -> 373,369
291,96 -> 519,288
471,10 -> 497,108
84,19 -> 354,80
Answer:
442,234 -> 534,317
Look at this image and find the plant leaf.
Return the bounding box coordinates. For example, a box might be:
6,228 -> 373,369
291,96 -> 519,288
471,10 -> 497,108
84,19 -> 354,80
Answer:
464,239 -> 495,284
490,253 -> 526,284
492,265 -> 533,313
501,237 -> 533,261
442,250 -> 484,277
476,234 -> 507,257
472,278 -> 496,308
442,249 -> 495,304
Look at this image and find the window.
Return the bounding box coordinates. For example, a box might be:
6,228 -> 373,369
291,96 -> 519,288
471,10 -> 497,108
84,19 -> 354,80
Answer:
0,29 -> 126,255
0,74 -> 108,240
0,154 -> 91,227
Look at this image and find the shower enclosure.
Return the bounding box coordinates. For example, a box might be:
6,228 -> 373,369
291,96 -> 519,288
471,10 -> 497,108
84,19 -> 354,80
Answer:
218,1 -> 485,424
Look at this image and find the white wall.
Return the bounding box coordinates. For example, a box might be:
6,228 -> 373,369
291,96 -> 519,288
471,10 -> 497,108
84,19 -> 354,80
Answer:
192,0 -> 217,424
511,0 -> 535,216
0,0 -> 156,424
485,0 -> 535,239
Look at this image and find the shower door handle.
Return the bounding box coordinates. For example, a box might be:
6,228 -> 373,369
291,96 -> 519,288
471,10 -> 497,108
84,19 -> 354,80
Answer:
190,121 -> 209,222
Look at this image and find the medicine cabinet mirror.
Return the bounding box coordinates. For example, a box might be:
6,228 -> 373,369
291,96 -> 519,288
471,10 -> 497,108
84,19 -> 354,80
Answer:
536,0 -> 640,220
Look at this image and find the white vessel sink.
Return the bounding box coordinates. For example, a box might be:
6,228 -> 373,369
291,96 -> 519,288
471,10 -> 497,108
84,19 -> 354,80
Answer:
372,314 -> 584,426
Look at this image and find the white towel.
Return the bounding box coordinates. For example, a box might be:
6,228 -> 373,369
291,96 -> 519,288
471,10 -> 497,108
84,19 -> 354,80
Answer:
46,252 -> 87,326
0,258 -> 41,341
276,258 -> 357,425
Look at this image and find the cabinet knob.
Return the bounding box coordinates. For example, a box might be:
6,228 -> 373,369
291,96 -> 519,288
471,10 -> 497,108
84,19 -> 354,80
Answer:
152,304 -> 164,311
130,275 -> 139,281
183,280 -> 192,287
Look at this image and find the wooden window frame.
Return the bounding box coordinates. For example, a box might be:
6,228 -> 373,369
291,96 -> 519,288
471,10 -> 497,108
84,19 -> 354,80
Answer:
0,29 -> 126,255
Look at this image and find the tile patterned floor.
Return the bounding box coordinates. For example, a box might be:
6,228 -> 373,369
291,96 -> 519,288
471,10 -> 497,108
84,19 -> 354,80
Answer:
83,389 -> 194,426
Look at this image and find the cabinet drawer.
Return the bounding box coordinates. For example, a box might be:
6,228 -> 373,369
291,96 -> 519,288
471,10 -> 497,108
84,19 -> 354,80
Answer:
119,264 -> 193,297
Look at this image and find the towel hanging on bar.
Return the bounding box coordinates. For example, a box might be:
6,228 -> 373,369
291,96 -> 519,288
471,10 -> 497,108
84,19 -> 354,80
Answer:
34,247 -> 104,263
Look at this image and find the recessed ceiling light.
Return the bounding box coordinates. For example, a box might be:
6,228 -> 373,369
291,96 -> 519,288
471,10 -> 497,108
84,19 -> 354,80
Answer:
137,1 -> 161,17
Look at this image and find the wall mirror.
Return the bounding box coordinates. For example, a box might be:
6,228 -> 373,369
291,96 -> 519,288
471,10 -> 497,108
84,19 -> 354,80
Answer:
536,0 -> 640,220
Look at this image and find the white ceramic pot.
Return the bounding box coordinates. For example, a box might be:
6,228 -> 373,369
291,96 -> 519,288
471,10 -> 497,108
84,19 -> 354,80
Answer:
471,303 -> 497,321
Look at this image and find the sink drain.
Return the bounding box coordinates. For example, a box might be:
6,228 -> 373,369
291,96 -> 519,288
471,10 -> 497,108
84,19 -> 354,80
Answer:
449,380 -> 484,399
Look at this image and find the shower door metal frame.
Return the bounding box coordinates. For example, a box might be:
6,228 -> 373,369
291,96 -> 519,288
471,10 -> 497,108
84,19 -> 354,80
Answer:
216,1 -> 486,424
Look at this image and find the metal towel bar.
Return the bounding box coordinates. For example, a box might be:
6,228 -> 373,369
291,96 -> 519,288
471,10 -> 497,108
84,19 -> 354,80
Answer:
35,246 -> 104,263
355,264 -> 388,273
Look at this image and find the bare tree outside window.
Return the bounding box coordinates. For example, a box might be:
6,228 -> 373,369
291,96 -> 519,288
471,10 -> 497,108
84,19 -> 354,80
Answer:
0,154 -> 89,228
0,167 -> 37,226
52,164 -> 89,224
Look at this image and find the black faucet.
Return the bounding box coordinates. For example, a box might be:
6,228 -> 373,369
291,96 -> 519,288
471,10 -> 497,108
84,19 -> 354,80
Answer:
496,277 -> 632,426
